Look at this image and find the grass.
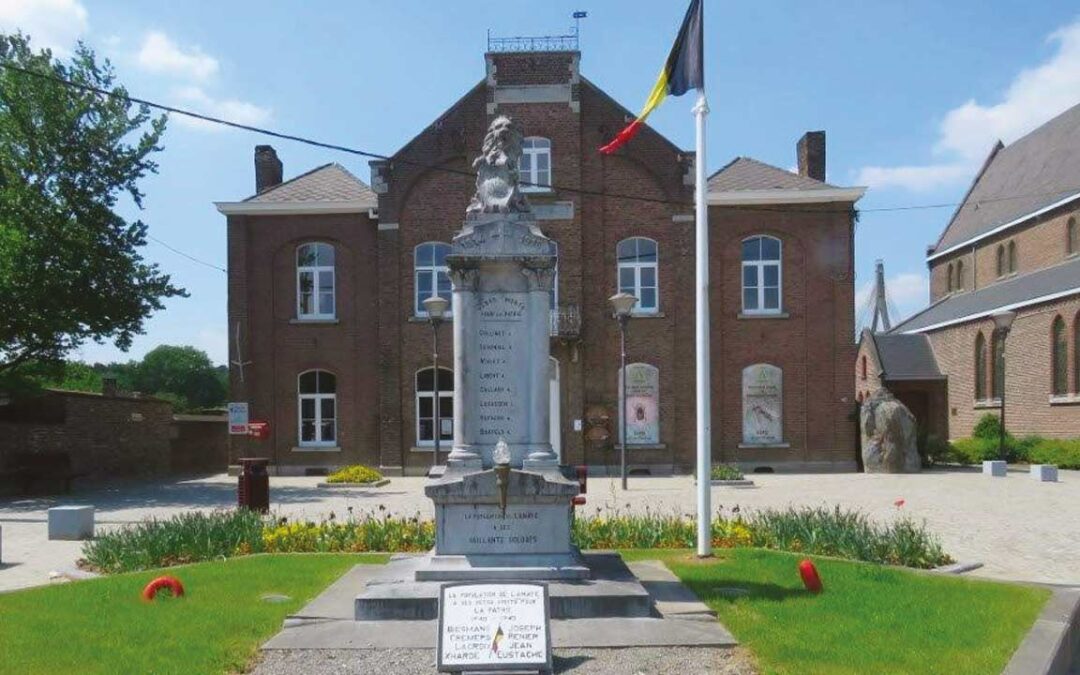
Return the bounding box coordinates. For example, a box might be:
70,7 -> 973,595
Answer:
0,553 -> 386,675
621,548 -> 1049,675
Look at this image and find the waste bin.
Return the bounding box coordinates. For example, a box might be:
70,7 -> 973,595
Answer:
237,457 -> 269,513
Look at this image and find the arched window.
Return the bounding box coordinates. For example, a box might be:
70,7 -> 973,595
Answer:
416,367 -> 453,446
617,237 -> 659,313
414,242 -> 451,317
996,245 -> 1006,278
974,332 -> 987,401
1008,241 -> 1017,274
946,263 -> 954,293
742,235 -> 782,314
1067,217 -> 1077,257
297,243 -> 335,320
1052,316 -> 1067,396
956,259 -> 964,290
298,370 -> 336,446
992,331 -> 1004,400
521,137 -> 552,192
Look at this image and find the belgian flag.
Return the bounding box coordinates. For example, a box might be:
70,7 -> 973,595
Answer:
599,0 -> 704,155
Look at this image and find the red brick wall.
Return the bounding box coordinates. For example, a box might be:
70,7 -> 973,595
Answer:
170,415 -> 228,473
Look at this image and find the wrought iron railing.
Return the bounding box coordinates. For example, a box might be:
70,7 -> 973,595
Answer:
550,304 -> 581,338
487,30 -> 579,53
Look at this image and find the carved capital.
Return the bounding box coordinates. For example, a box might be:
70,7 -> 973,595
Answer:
521,267 -> 557,292
449,268 -> 481,291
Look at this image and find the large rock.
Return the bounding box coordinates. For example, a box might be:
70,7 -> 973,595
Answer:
860,389 -> 920,473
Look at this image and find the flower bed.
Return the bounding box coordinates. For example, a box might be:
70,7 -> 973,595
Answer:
324,465 -> 384,485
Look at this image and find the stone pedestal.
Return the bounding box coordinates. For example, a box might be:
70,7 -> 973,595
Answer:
1030,464 -> 1058,482
983,460 -> 1007,477
48,505 -> 94,540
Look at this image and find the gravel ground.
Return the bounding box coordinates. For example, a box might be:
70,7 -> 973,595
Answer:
251,647 -> 758,675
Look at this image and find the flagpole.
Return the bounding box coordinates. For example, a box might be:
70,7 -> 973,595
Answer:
693,90 -> 711,558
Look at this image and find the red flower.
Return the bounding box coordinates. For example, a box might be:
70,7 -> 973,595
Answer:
894,499 -> 906,508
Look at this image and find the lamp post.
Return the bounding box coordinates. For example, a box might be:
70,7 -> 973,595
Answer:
608,292 -> 638,490
991,310 -> 1016,462
423,295 -> 450,471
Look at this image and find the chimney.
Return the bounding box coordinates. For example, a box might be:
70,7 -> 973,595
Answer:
101,376 -> 118,397
254,145 -> 282,193
796,131 -> 826,182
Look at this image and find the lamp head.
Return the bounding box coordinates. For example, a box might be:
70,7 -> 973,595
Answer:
423,295 -> 450,320
992,309 -> 1016,333
608,292 -> 638,318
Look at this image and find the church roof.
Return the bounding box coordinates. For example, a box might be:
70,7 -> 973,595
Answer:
708,157 -> 837,192
863,331 -> 944,381
931,102 -> 1080,256
244,163 -> 376,205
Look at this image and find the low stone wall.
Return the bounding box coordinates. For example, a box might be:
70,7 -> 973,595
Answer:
171,414 -> 228,474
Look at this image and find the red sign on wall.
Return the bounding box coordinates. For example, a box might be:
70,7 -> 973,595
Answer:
247,421 -> 270,440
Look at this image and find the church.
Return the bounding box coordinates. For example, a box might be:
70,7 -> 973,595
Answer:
218,41 -> 865,476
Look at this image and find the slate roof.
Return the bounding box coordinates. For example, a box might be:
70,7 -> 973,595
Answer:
243,163 -> 377,205
933,102 -> 1080,253
867,332 -> 944,381
890,256 -> 1080,334
708,157 -> 837,192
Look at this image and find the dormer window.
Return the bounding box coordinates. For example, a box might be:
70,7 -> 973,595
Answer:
520,137 -> 552,192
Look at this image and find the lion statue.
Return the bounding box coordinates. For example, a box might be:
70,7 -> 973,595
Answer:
466,115 -> 531,215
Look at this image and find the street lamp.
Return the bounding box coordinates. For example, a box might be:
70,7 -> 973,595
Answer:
992,310 -> 1016,462
423,295 -> 450,472
608,292 -> 638,490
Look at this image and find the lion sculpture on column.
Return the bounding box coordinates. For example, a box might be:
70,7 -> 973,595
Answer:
466,115 -> 531,215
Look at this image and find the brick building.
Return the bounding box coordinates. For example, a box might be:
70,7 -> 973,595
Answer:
864,102 -> 1080,440
219,47 -> 864,475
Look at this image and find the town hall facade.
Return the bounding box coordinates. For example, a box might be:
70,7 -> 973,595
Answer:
218,47 -> 865,475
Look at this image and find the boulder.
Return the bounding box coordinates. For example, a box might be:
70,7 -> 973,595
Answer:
860,389 -> 920,473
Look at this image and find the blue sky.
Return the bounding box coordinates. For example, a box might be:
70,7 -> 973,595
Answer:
2,0 -> 1079,364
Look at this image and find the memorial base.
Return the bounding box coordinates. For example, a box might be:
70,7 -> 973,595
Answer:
416,552 -> 590,581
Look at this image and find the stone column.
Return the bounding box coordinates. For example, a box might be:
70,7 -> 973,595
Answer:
446,267 -> 482,469
523,265 -> 558,469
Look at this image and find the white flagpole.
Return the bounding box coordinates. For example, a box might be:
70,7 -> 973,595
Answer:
693,90 -> 711,557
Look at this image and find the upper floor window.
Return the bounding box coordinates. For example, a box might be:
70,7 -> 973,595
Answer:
996,245 -> 1006,278
860,355 -> 867,380
298,370 -> 336,447
947,263 -> 954,293
956,259 -> 964,290
297,243 -> 335,320
1067,217 -> 1077,257
974,332 -> 987,400
742,235 -> 782,314
617,237 -> 659,313
1052,316 -> 1067,396
1008,241 -> 1017,274
520,137 -> 552,192
415,242 -> 452,317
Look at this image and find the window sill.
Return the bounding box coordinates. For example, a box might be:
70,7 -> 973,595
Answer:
1050,394 -> 1080,406
410,445 -> 451,453
290,318 -> 339,325
738,442 -> 791,449
521,187 -> 555,196
973,399 -> 1002,409
628,311 -> 665,319
613,443 -> 667,451
409,316 -> 454,323
293,445 -> 341,452
738,312 -> 789,320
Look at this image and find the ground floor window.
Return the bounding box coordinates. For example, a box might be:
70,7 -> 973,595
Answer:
298,370 -> 336,446
416,367 -> 453,446
742,364 -> 783,445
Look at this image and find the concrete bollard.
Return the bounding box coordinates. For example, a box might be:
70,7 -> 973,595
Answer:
982,460 -> 1007,477
48,506 -> 95,540
1030,464 -> 1058,482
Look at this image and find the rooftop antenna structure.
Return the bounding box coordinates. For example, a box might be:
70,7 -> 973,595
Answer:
869,258 -> 893,333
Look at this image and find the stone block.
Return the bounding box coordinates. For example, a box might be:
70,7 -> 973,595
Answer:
48,505 -> 94,540
1030,464 -> 1058,482
982,460 -> 1007,477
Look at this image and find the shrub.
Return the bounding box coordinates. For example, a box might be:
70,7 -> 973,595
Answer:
326,465 -> 384,484
82,509 -> 265,574
950,435 -> 1034,464
1028,438 -> 1080,469
710,464 -> 744,481
918,434 -> 954,467
972,413 -> 1001,440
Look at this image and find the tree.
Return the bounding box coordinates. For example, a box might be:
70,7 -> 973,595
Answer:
0,33 -> 184,378
134,345 -> 225,411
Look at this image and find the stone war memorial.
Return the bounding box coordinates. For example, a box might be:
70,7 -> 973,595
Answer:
350,116 -> 733,672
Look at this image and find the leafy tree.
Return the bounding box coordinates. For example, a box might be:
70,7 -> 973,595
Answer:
0,33 -> 184,378
134,345 -> 226,411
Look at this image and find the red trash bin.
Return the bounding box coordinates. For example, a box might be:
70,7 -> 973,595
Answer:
238,457 -> 269,513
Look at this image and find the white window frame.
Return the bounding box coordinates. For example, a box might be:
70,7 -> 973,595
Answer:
415,367 -> 453,448
617,237 -> 659,314
520,137 -> 552,193
414,242 -> 452,318
298,370 -> 336,447
741,235 -> 783,315
296,243 -> 336,320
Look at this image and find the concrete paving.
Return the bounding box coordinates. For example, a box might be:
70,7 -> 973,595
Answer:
2,467 -> 1079,592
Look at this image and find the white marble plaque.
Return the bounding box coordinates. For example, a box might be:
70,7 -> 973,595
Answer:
437,582 -> 551,672
436,503 -> 572,555
475,293 -> 528,445
742,364 -> 783,445
621,363 -> 659,445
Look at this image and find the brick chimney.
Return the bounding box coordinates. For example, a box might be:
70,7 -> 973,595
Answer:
101,376 -> 118,397
796,131 -> 826,182
254,145 -> 282,193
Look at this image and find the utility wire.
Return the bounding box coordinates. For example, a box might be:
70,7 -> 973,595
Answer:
146,235 -> 226,273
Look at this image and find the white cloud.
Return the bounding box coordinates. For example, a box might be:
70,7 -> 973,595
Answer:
856,271 -> 929,330
0,0 -> 88,55
170,85 -> 271,131
136,31 -> 218,81
857,18 -> 1080,192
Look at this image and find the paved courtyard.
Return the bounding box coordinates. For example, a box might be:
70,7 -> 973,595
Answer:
1,468 -> 1078,592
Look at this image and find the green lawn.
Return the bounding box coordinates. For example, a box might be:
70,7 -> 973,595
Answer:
0,553 -> 387,675
621,548 -> 1048,675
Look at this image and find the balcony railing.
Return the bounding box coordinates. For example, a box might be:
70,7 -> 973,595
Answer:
550,304 -> 581,339
487,30 -> 579,54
